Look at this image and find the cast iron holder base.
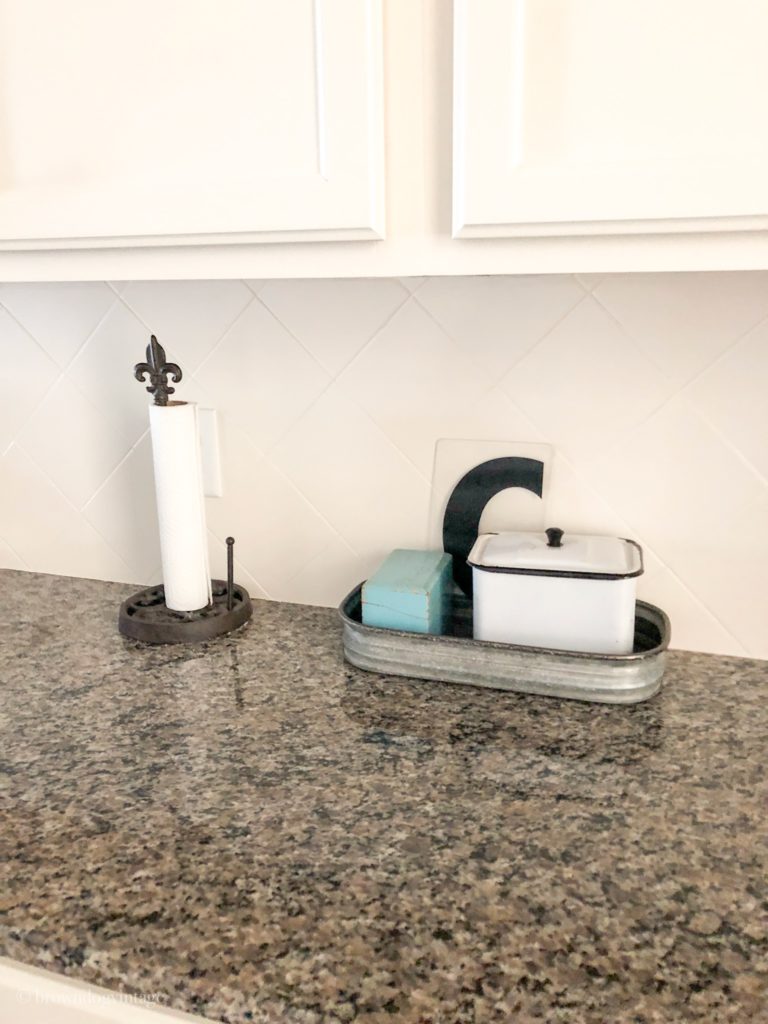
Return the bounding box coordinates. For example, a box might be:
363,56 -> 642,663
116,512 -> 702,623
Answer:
119,579 -> 252,644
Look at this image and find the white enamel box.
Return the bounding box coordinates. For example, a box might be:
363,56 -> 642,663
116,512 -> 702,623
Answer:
468,528 -> 644,655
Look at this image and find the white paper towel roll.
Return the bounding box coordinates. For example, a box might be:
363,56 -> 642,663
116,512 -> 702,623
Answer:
149,402 -> 212,612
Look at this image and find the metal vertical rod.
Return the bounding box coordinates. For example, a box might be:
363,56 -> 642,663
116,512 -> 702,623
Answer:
226,537 -> 235,611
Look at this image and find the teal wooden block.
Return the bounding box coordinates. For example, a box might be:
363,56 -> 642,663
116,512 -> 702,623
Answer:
362,549 -> 453,635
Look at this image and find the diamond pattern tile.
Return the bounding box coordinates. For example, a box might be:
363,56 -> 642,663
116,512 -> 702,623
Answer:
594,271 -> 768,386
196,299 -> 330,453
268,534 -> 366,607
120,280 -> 254,372
0,282 -> 115,369
271,383 -> 432,557
1,273 -> 767,656
30,517 -> 134,583
417,274 -> 584,379
584,396 -> 768,651
204,414 -> 341,597
259,277 -> 408,375
636,564 -> 748,657
0,536 -> 26,571
673,492 -> 768,659
18,377 -> 135,508
0,445 -> 83,565
588,395 -> 766,546
574,274 -> 605,292
544,453 -> 633,538
339,300 -> 498,475
686,316 -> 768,482
0,307 -> 59,454
82,434 -> 160,582
502,296 -> 675,463
67,300 -> 154,445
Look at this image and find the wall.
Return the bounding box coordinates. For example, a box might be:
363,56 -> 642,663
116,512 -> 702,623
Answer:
1,272 -> 767,659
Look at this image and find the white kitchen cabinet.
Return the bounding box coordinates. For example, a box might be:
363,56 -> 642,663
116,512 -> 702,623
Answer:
2,0 -> 768,278
453,0 -> 768,240
0,0 -> 384,249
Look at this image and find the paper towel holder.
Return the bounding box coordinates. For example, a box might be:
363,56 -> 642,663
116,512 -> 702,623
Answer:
118,535 -> 253,644
119,337 -> 253,644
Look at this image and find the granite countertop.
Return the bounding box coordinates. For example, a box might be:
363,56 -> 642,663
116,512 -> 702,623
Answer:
1,569 -> 767,1024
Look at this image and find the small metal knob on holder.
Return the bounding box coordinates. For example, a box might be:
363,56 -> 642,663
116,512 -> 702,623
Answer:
545,527 -> 564,548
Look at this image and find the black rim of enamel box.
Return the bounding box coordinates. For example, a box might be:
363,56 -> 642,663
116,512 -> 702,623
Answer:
467,538 -> 645,581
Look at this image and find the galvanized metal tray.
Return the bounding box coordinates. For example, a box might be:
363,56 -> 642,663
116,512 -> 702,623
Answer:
339,584 -> 670,704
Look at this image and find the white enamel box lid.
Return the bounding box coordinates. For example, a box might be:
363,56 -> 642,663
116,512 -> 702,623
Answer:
468,528 -> 643,579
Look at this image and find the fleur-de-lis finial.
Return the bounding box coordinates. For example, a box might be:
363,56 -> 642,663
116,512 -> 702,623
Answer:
134,335 -> 182,406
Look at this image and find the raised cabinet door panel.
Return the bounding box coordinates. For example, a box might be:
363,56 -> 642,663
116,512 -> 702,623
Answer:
0,0 -> 384,248
453,0 -> 768,238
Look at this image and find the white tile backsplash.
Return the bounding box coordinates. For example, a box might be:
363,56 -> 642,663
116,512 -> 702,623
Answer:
0,282 -> 116,369
501,294 -> 676,463
259,277 -> 408,376
18,376 -> 134,508
416,274 -> 584,378
198,299 -> 330,453
0,307 -> 59,453
120,280 -> 254,373
593,271 -> 768,386
1,272 -> 767,659
687,315 -> 768,482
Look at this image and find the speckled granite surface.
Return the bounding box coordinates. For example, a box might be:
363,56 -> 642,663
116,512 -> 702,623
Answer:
1,569 -> 767,1024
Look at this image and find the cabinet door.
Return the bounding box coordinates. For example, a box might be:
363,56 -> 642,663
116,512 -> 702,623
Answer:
0,0 -> 383,248
453,0 -> 768,238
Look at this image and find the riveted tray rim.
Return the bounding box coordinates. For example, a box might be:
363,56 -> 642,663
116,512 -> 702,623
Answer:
339,583 -> 669,704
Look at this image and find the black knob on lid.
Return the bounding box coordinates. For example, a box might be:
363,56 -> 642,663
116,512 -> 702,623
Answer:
545,527 -> 564,548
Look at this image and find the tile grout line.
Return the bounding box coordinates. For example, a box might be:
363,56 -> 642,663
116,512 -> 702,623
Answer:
329,285 -> 415,385
12,439 -> 137,582
328,291 -> 529,481
507,367 -> 674,474
675,392 -> 768,492
0,296 -> 65,366
261,452 -> 365,563
0,531 -> 32,571
561,291 -> 681,448
204,525 -> 273,600
588,288 -> 768,480
595,288 -> 768,395
5,292 -> 124,457
80,427 -> 150,512
683,306 -> 768,390
259,279 -> 414,380
487,289 -> 595,382
116,284 -> 258,374
547,447 -> 750,655
0,302 -> 67,457
251,285 -> 415,459
489,311 -> 753,651
675,309 -> 768,491
185,291 -> 260,379
411,277 -> 589,382
493,369 -> 751,652
267,391 -> 435,559
242,279 -> 265,297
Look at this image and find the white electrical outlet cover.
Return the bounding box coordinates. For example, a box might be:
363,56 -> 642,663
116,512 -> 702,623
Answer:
198,408 -> 223,498
428,439 -> 552,549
